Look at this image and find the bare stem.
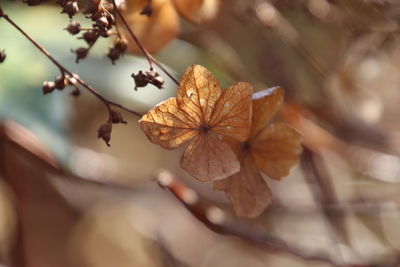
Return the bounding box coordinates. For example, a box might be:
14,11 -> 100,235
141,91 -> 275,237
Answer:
111,0 -> 180,85
0,10 -> 143,118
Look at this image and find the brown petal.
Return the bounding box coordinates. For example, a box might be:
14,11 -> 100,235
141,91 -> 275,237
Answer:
176,65 -> 222,124
210,82 -> 253,142
250,87 -> 284,139
139,98 -> 198,149
252,122 -> 303,180
213,155 -> 272,218
180,134 -> 240,182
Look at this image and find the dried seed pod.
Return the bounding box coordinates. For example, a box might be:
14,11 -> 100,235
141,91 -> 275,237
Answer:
96,16 -> 109,29
74,47 -> 89,63
55,76 -> 68,90
145,69 -> 159,80
82,30 -> 98,45
42,81 -> 56,94
70,88 -> 80,97
0,50 -> 6,63
110,110 -> 127,124
84,0 -> 101,15
106,13 -> 115,26
132,71 -> 149,90
97,123 -> 112,146
149,75 -> 165,89
66,21 -> 81,35
107,47 -> 121,65
62,1 -> 79,18
115,37 -> 128,53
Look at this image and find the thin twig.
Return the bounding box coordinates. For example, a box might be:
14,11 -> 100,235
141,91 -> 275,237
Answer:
111,0 -> 180,85
0,10 -> 143,118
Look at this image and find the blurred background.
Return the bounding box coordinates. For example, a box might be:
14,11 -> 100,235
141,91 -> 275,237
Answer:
2,0 -> 400,266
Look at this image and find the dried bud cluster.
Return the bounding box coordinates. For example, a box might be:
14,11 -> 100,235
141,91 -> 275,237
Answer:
65,0 -> 123,63
132,69 -> 165,90
107,37 -> 128,64
42,74 -> 77,95
0,50 -> 6,63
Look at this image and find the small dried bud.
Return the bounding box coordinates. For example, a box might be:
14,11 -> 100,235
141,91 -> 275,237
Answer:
82,30 -> 98,45
97,123 -> 112,146
101,30 -> 113,38
149,75 -> 165,89
55,76 -> 68,90
140,4 -> 153,17
66,21 -> 81,35
110,110 -> 127,124
107,47 -> 121,64
62,1 -> 79,18
0,50 -> 6,63
42,81 -> 56,94
84,0 -> 101,15
74,47 -> 89,63
106,14 -> 115,26
115,37 -> 128,53
131,71 -> 149,90
146,69 -> 158,80
0,7 -> 4,17
70,88 -> 80,97
96,16 -> 109,29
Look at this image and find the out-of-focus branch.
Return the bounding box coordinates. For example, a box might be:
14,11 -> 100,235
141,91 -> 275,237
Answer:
156,170 -> 348,266
0,121 -> 137,191
301,148 -> 350,258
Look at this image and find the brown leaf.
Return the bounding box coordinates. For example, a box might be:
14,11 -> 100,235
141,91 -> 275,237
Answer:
172,0 -> 220,23
213,154 -> 272,218
124,0 -> 180,53
139,65 -> 253,181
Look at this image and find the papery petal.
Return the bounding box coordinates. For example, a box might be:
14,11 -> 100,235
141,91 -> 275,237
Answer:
180,134 -> 240,182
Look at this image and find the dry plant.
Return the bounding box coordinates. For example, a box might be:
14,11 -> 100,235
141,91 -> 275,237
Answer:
1,0 -> 400,267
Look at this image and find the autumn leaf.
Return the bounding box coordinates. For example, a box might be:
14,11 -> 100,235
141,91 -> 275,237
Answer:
139,65 -> 253,182
213,87 -> 303,218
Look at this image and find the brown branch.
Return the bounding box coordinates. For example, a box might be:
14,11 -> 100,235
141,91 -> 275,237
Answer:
156,170 -> 349,267
111,0 -> 180,85
0,9 -> 143,118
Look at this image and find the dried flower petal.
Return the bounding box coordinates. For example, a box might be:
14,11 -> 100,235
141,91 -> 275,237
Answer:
140,65 -> 253,181
214,87 -> 302,217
